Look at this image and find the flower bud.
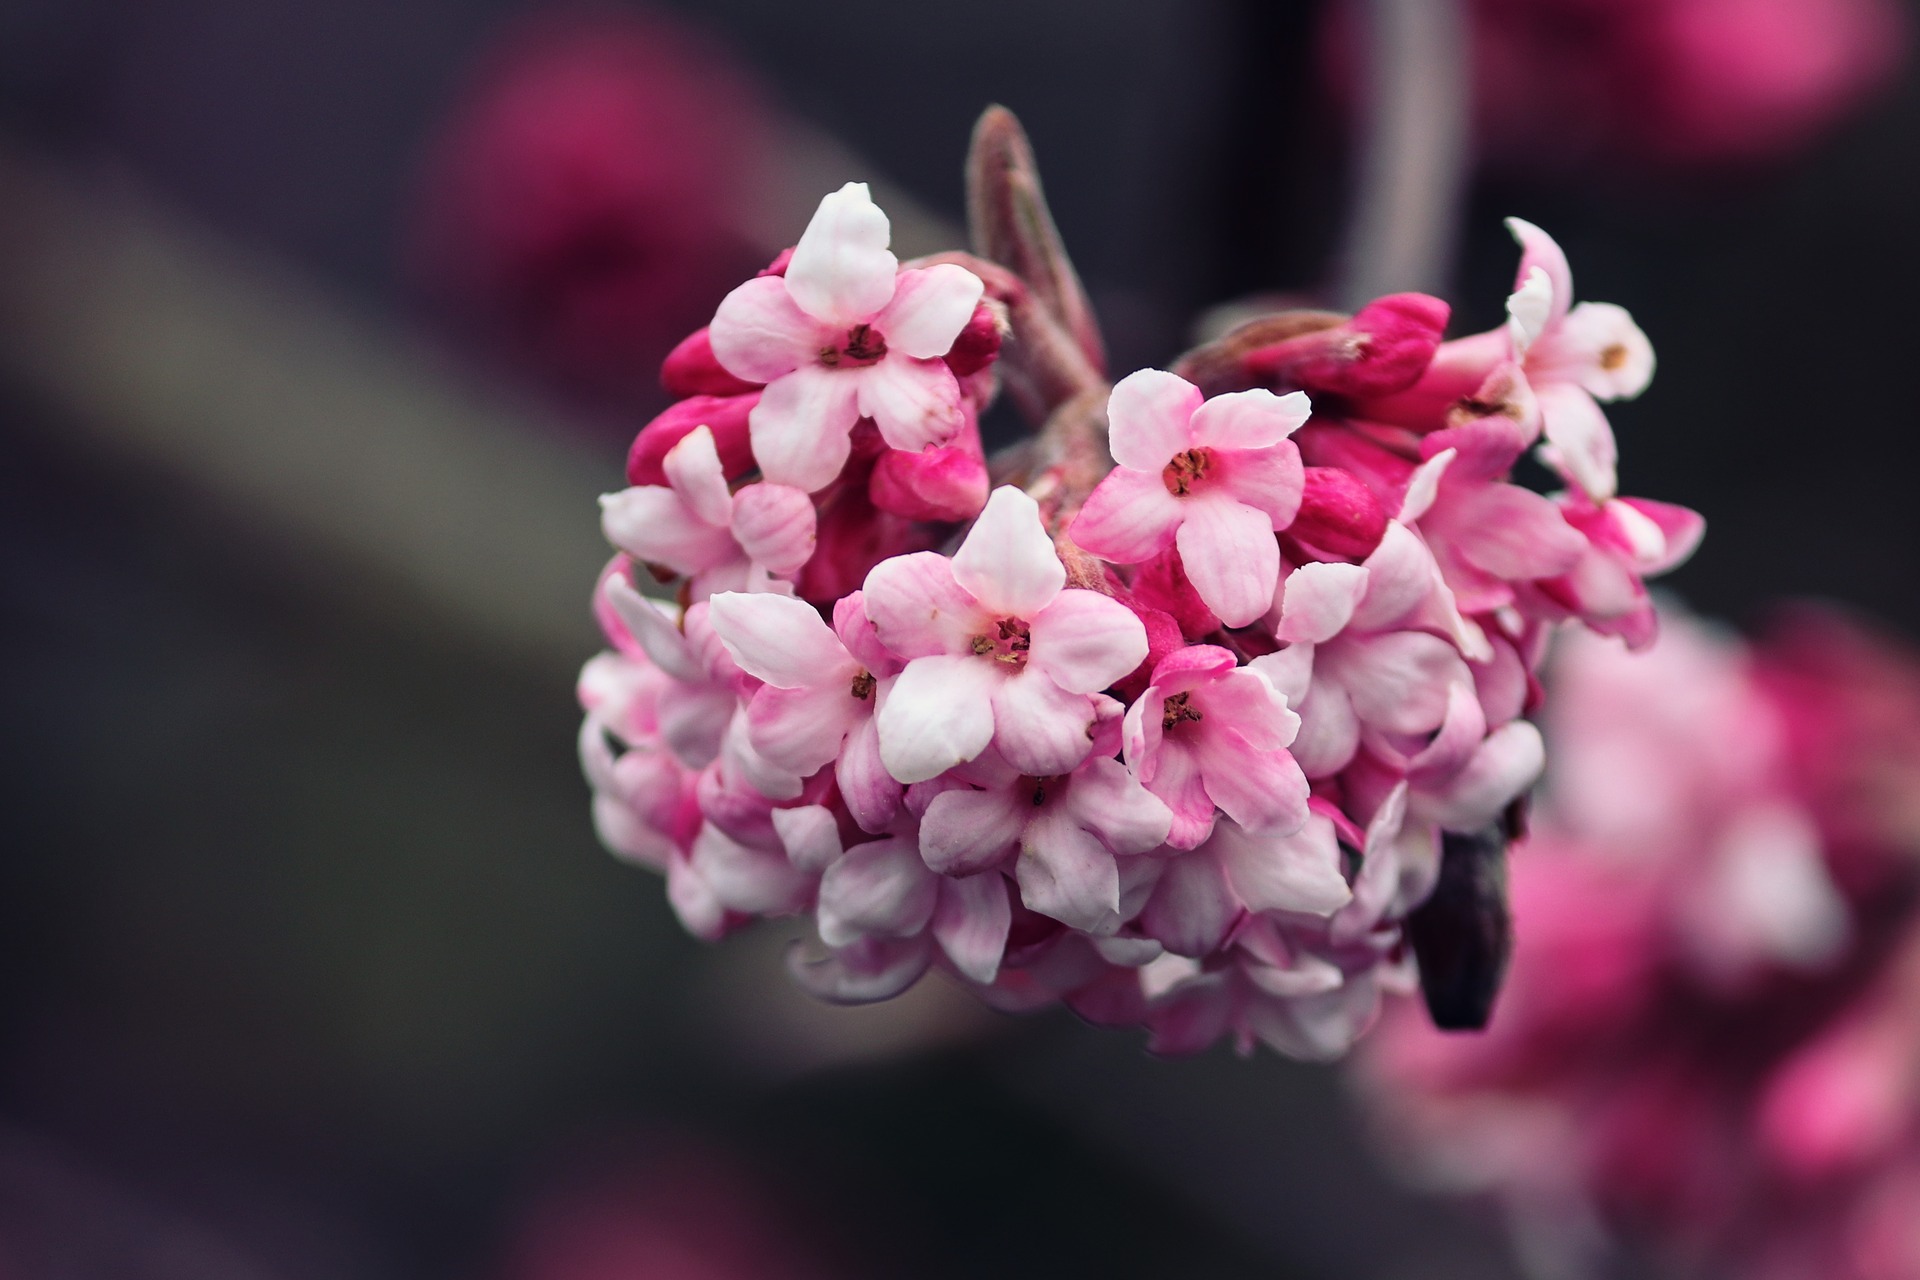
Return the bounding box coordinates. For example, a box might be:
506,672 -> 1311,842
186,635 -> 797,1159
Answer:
660,327 -> 759,397
626,392 -> 758,485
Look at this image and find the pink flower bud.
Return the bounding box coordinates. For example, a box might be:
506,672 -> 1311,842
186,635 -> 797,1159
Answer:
942,301 -> 1004,377
660,327 -> 760,398
1286,466 -> 1389,561
1242,293 -> 1450,399
868,443 -> 989,523
626,393 -> 758,486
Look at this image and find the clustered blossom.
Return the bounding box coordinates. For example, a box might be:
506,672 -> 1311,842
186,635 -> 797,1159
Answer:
1356,608 -> 1920,1280
578,121 -> 1701,1061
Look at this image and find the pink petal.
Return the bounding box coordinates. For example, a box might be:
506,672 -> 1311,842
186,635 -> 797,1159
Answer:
692,823 -> 809,915
1619,497 -> 1705,575
1194,666 -> 1299,752
1211,443 -> 1304,527
1175,495 -> 1279,629
1534,301 -> 1654,401
1449,481 -> 1589,582
1017,811 -> 1122,934
1349,522 -> 1440,631
817,836 -> 938,946
1397,449 -> 1452,523
932,873 -> 1012,984
1068,757 -> 1176,855
919,784 -> 1028,875
1106,368 -> 1203,470
951,486 -> 1066,619
746,682 -> 860,774
836,715 -> 902,834
875,263 -> 985,359
662,425 -> 733,528
708,275 -> 823,383
599,486 -> 736,574
1247,644 -> 1314,709
1424,720 -> 1545,831
1135,740 -> 1214,850
603,581 -> 701,682
1505,266 -> 1556,356
1275,561 -> 1369,644
749,365 -> 860,492
788,936 -> 931,1005
1188,387 -> 1312,450
729,483 -> 817,576
854,357 -> 965,453
1139,848 -> 1237,958
876,654 -> 1001,782
1288,677 -> 1361,778
862,551 -> 987,658
1193,728 -> 1309,836
770,804 -> 843,874
783,181 -> 898,326
1505,217 -> 1573,327
707,591 -> 850,687
666,857 -> 729,941
1068,467 -> 1185,565
1536,381 -> 1618,501
1028,590 -> 1150,694
990,669 -> 1096,777
1213,815 -> 1351,916
1327,631 -> 1463,736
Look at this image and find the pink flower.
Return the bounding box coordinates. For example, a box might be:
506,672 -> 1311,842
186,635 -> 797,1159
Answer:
1252,525 -> 1480,778
865,486 -> 1149,783
706,590 -> 904,833
600,426 -> 816,597
1503,218 -> 1655,502
914,744 -> 1173,935
708,182 -> 985,491
1069,369 -> 1311,627
1120,644 -> 1310,849
1536,491 -> 1708,649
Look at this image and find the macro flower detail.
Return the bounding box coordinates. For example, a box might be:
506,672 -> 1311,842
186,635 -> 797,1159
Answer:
866,485 -> 1148,783
1070,368 -> 1310,627
576,107 -> 1702,1062
708,181 -> 985,491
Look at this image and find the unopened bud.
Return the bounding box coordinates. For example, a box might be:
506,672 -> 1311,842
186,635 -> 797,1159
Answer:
661,327 -> 759,398
626,392 -> 758,485
1287,467 -> 1389,560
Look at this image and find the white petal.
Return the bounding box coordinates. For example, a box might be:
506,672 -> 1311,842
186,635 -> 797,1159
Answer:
604,581 -> 701,682
784,181 -> 898,326
1505,265 -> 1555,357
707,591 -> 851,688
662,425 -> 733,528
876,263 -> 984,359
771,803 -> 844,873
817,836 -> 938,946
852,357 -> 965,453
599,487 -> 736,574
876,654 -> 1001,783
1106,368 -> 1203,470
1274,561 -> 1369,644
1536,381 -> 1618,501
933,873 -> 1012,984
749,365 -> 859,492
951,486 -> 1066,618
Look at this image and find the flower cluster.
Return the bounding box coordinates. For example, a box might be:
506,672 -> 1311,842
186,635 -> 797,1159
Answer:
579,113 -> 1701,1060
1355,608 -> 1920,1280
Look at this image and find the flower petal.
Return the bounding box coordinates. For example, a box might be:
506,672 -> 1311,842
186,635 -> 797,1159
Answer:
729,483 -> 817,576
932,872 -> 1012,984
1017,811 -> 1122,934
1106,368 -> 1203,470
1288,677 -> 1361,778
708,275 -> 822,383
746,682 -> 860,774
836,715 -> 902,834
1214,814 -> 1352,916
1028,590 -> 1149,694
817,836 -> 938,946
876,263 -> 985,359
1188,388 -> 1312,450
1141,741 -> 1215,850
749,364 -> 860,492
1069,757 -> 1176,855
707,591 -> 851,687
876,654 -> 1001,782
1139,847 -> 1237,958
1536,381 -> 1618,501
784,181 -> 898,326
1424,719 -> 1545,830
1211,443 -> 1304,527
991,669 -> 1095,777
1195,731 -> 1309,836
951,486 -> 1066,618
1327,631 -> 1464,736
1534,301 -> 1654,401
1505,265 -> 1555,356
920,784 -> 1028,875
853,357 -> 965,453
1274,561 -> 1369,644
862,551 -> 986,658
1067,467 -> 1186,564
600,486 -> 737,574
1175,496 -> 1280,629
662,425 -> 733,528
1505,217 -> 1573,327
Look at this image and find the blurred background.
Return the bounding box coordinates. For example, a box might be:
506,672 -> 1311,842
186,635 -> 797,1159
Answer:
2,0 -> 1917,1276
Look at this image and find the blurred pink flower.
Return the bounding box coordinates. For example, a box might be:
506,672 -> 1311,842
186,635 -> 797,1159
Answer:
412,8 -> 772,415
1355,606 -> 1920,1280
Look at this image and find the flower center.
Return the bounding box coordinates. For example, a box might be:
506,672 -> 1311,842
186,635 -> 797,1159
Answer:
1024,775 -> 1066,806
819,323 -> 888,369
1161,691 -> 1205,732
1162,448 -> 1213,497
1598,342 -> 1629,372
849,671 -> 876,700
969,617 -> 1032,667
